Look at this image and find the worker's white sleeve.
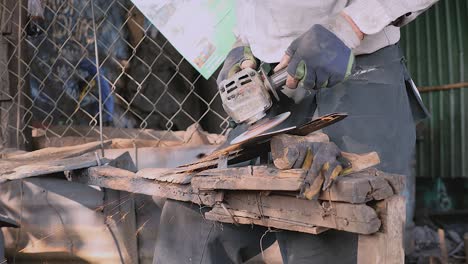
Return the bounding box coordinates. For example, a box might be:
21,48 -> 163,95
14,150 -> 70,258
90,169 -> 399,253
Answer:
391,8 -> 432,27
231,38 -> 249,49
231,0 -> 251,48
344,0 -> 439,35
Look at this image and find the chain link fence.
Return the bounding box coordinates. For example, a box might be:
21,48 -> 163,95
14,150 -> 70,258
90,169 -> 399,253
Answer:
0,0 -> 228,150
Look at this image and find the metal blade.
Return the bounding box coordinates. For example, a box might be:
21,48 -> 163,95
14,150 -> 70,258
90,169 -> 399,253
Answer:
290,112 -> 347,136
230,112 -> 291,144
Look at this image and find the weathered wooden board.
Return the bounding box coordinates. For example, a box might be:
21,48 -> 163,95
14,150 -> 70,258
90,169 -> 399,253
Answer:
7,140 -> 111,161
357,196 -> 405,264
319,171 -> 404,203
192,166 -> 306,191
32,136 -> 187,149
341,151 -> 380,173
205,205 -> 329,235
0,153 -> 109,182
33,125 -> 186,142
0,140 -> 112,177
191,166 -> 403,204
220,192 -> 381,235
137,168 -> 194,184
70,166 -> 218,206
82,164 -> 136,178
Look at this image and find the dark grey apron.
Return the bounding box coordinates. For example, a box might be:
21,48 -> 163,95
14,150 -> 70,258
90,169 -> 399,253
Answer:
153,43 -> 427,264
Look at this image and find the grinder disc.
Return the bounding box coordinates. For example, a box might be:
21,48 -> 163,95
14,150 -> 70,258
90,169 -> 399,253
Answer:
230,111 -> 291,145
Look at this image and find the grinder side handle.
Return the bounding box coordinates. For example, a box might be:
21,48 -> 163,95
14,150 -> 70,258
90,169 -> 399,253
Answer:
262,67 -> 288,101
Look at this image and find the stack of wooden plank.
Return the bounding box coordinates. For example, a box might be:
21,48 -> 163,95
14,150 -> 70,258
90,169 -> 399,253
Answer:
143,164 -> 404,235
0,134 -> 403,235
66,152 -> 406,263
0,130 -> 407,263
63,154 -> 403,237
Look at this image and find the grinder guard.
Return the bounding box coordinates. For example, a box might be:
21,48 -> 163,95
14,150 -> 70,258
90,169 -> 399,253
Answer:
219,68 -> 272,124
219,67 -> 288,125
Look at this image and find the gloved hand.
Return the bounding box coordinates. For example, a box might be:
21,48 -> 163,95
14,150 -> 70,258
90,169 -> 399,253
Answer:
300,142 -> 352,200
274,13 -> 363,90
216,46 -> 257,86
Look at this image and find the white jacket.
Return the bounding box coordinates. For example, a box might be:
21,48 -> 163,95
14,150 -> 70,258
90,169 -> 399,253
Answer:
235,0 -> 438,62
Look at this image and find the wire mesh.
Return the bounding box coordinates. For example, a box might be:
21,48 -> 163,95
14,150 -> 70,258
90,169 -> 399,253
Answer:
0,0 -> 228,150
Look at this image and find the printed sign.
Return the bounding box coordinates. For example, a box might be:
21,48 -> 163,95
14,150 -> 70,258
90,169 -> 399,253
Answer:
130,0 -> 237,79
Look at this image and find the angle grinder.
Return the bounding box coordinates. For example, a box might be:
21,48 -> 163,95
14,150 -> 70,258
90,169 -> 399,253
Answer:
219,67 -> 291,144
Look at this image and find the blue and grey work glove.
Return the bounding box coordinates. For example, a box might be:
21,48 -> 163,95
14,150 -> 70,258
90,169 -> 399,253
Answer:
271,134 -> 352,200
300,141 -> 351,200
274,14 -> 363,91
216,46 -> 257,86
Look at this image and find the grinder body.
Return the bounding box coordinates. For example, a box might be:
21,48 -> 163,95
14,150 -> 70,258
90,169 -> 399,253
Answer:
219,67 -> 288,124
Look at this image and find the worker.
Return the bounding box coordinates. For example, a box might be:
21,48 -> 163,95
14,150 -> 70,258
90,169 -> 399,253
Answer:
153,1 -> 438,263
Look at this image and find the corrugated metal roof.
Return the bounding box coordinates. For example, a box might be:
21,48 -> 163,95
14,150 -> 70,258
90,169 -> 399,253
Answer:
401,0 -> 468,178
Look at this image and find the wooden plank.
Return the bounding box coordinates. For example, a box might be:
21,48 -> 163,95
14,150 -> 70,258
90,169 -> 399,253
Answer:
357,196 -> 405,264
0,153 -> 110,182
84,164 -> 136,178
0,148 -> 27,158
191,166 -> 402,204
205,205 -> 329,235
378,171 -> 405,196
33,125 -> 186,142
32,136 -> 183,149
137,168 -> 194,184
192,166 -> 306,191
223,192 -> 381,235
6,140 -> 111,161
70,166 -> 218,206
0,140 -> 112,180
319,172 -> 403,203
341,152 -> 381,173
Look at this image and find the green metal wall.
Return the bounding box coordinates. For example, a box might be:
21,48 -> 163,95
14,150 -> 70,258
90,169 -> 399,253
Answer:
400,0 -> 468,178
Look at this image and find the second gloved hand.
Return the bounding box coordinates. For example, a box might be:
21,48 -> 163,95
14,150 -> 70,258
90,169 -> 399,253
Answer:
300,141 -> 351,200
270,134 -> 352,200
216,46 -> 257,86
276,13 -> 363,90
